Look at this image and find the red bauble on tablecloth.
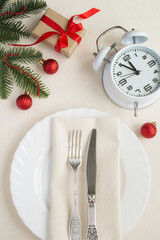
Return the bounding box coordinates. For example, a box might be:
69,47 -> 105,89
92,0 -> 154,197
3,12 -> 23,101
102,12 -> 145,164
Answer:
141,122 -> 157,138
41,59 -> 59,74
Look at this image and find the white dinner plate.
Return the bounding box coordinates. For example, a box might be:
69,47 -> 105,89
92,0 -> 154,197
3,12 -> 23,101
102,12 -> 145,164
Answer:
10,108 -> 150,240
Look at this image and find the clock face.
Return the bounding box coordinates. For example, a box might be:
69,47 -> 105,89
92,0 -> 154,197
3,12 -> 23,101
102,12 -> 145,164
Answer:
112,45 -> 160,97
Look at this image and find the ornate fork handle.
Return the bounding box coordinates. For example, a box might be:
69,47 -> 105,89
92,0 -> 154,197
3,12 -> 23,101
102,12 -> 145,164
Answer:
69,192 -> 81,240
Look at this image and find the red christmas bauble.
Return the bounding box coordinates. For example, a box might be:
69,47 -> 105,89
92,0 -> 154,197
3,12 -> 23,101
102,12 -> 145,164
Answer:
43,59 -> 59,74
16,94 -> 32,110
141,122 -> 157,138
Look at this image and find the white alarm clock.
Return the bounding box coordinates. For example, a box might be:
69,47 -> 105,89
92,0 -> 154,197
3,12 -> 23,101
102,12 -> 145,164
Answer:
93,26 -> 160,116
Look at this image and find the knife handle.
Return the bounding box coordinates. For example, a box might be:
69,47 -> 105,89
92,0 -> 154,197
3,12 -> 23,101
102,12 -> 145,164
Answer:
87,195 -> 98,240
69,192 -> 81,240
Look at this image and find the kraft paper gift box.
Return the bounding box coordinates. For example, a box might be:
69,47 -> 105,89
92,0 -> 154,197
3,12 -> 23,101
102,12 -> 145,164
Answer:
31,8 -> 86,57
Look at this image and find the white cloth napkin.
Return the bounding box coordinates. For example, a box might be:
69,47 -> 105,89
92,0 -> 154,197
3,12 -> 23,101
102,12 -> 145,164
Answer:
49,117 -> 121,240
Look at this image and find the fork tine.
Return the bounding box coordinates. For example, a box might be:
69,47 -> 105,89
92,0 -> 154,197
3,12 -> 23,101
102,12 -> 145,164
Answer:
76,130 -> 79,159
79,130 -> 82,159
69,130 -> 82,160
72,130 -> 76,158
69,130 -> 72,159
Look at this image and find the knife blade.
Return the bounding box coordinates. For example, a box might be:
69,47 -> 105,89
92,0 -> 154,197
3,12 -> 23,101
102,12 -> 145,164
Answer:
86,129 -> 98,240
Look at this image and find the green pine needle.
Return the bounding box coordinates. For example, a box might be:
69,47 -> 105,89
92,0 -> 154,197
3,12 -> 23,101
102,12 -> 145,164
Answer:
0,0 -> 47,43
0,20 -> 30,39
6,47 -> 42,64
0,0 -> 11,12
9,63 -> 50,98
0,0 -> 47,20
0,30 -> 20,44
0,47 -> 5,56
0,61 -> 13,99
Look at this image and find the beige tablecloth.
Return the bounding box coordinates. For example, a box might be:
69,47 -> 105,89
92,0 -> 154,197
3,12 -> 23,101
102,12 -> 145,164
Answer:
1,1 -> 160,240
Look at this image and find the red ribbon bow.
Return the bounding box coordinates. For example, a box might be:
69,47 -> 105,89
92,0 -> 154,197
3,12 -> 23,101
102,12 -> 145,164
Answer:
12,8 -> 100,53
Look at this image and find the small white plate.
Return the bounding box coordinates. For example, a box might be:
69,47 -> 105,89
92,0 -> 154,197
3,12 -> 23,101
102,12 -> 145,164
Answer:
10,108 -> 150,240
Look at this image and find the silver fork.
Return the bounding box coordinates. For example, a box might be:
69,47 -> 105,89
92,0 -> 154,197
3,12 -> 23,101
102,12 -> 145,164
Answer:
68,130 -> 82,240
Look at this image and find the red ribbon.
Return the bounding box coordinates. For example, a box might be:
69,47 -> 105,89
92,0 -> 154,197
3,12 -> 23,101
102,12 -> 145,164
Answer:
11,8 -> 100,53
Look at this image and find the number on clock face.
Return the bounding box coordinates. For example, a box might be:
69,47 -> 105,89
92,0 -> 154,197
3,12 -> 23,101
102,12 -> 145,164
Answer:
112,46 -> 160,97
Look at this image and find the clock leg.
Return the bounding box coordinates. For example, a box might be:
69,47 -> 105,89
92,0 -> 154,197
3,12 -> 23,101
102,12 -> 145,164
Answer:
134,101 -> 138,117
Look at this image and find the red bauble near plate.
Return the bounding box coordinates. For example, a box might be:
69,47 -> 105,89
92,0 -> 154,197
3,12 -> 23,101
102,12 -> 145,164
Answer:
141,122 -> 157,138
16,94 -> 32,110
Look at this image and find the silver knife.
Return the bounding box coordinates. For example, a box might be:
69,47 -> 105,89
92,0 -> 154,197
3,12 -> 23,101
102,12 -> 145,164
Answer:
86,129 -> 98,240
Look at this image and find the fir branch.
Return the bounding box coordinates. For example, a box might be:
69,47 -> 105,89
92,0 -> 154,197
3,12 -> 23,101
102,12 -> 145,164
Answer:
8,64 -> 50,98
0,0 -> 47,43
0,47 -> 50,99
0,0 -> 47,20
0,30 -> 20,44
6,47 -> 42,64
0,20 -> 30,38
0,0 -> 11,13
0,61 -> 13,99
0,47 -> 5,56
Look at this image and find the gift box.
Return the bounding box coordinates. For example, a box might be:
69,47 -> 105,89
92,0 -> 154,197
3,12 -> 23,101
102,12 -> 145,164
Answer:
31,8 -> 86,57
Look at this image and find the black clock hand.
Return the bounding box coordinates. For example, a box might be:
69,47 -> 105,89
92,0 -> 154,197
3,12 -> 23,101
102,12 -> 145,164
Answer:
120,62 -> 141,75
119,63 -> 136,71
128,61 -> 137,71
